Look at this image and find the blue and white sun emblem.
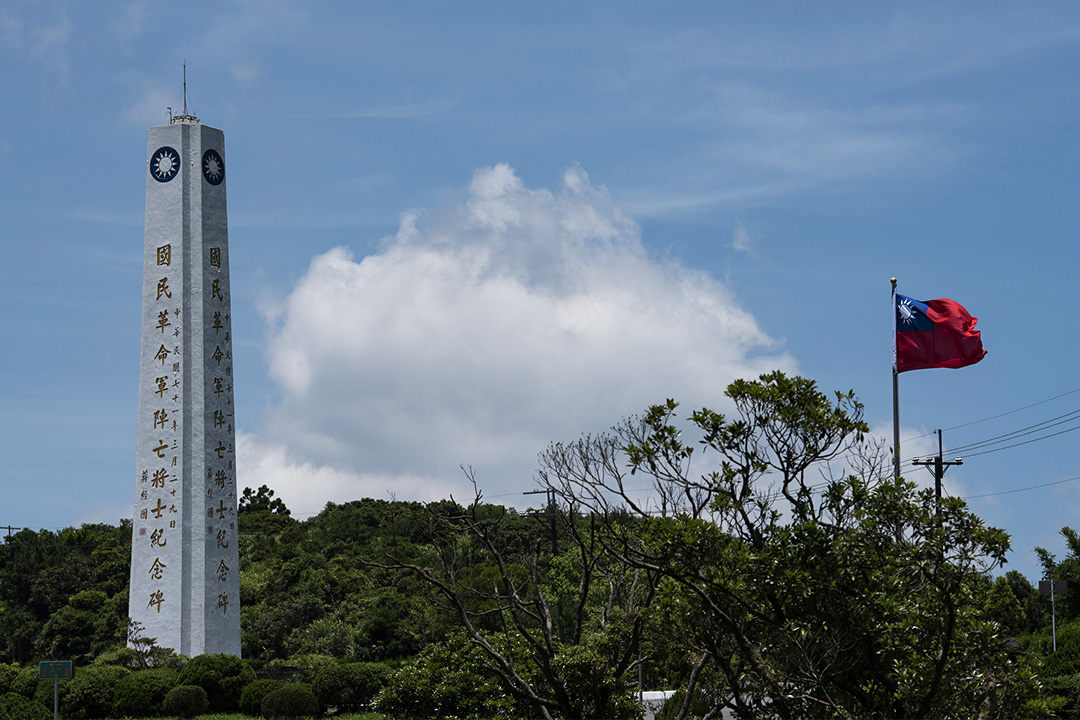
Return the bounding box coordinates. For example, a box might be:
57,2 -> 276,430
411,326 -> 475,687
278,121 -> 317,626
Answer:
898,297 -> 916,326
202,149 -> 224,186
150,146 -> 180,183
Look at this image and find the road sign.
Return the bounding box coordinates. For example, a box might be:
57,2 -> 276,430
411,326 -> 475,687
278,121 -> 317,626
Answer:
1040,580 -> 1069,596
38,661 -> 72,680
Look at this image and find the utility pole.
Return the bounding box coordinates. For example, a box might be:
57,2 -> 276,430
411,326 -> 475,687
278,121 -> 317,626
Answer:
911,429 -> 962,514
1040,579 -> 1069,651
2,526 -> 21,546
524,488 -> 562,642
523,488 -> 557,555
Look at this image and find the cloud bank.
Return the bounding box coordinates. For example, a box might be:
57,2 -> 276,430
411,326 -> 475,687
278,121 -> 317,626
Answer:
244,163 -> 796,514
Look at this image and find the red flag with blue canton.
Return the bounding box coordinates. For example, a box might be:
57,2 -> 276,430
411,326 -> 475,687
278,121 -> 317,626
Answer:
895,294 -> 986,373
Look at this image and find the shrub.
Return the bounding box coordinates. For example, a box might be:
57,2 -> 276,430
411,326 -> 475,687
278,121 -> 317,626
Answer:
11,665 -> 42,698
0,665 -> 17,695
177,652 -> 256,712
261,685 -> 319,719
240,679 -> 284,716
375,631 -> 522,719
113,667 -> 180,717
163,684 -> 209,718
32,678 -> 66,712
313,662 -> 389,712
0,692 -> 51,720
93,641 -> 186,672
59,664 -> 130,720
280,654 -> 334,684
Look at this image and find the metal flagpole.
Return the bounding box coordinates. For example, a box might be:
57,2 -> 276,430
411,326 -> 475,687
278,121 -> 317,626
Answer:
892,278 -> 900,480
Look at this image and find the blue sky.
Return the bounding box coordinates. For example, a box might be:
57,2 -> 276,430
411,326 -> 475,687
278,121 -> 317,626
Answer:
3,1 -> 1080,581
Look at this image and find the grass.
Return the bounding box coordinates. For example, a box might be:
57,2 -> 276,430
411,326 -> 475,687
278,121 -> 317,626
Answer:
119,715 -> 385,720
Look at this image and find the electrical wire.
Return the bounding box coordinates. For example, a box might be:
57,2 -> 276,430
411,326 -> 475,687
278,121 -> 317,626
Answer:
900,386 -> 1080,447
965,474 -> 1080,499
945,408 -> 1080,455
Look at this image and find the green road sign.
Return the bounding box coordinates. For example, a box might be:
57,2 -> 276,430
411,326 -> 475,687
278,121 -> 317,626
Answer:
38,661 -> 72,680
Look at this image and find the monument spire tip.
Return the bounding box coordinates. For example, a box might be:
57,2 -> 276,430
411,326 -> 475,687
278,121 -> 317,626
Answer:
170,62 -> 199,125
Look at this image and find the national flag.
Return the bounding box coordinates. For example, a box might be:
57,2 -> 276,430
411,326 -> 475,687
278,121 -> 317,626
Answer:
895,294 -> 986,373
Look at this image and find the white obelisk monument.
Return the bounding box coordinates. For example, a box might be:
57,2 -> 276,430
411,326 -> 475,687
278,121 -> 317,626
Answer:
128,108 -> 241,656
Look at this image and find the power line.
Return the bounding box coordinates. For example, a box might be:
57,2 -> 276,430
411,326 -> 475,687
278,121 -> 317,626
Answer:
900,386 -> 1080,445
964,474 -> 1080,499
954,423 -> 1080,459
945,408 -> 1080,455
944,386 -> 1080,432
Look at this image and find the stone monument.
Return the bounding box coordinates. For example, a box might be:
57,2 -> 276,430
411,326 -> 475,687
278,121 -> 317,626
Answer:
128,109 -> 241,656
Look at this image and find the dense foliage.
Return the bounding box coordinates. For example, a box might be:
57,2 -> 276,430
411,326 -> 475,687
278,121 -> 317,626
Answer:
239,678 -> 284,716
162,684 -> 209,718
111,667 -> 180,717
177,653 -> 256,712
59,664 -> 129,719
260,684 -> 319,719
1,373 -> 1078,717
312,661 -> 388,712
0,692 -> 50,720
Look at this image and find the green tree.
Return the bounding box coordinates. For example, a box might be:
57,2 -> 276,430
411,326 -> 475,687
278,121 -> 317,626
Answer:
1036,527 -> 1080,623
0,523 -> 130,664
544,372 -> 1033,719
34,589 -> 126,665
370,478 -> 654,720
375,630 -> 527,720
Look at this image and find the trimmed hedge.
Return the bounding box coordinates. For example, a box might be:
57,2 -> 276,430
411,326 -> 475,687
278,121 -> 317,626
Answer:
313,662 -> 389,712
113,667 -> 180,717
177,653 -> 256,712
240,678 -> 284,716
163,684 -> 209,718
261,685 -> 319,719
61,664 -> 129,720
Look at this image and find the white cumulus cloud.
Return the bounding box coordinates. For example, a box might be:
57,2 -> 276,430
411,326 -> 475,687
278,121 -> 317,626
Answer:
244,163 -> 796,510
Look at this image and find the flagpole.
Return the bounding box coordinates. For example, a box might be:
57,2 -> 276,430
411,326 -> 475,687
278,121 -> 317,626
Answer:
892,277 -> 900,480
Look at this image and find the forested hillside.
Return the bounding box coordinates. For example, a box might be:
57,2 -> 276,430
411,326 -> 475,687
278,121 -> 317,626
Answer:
1,490 -> 517,667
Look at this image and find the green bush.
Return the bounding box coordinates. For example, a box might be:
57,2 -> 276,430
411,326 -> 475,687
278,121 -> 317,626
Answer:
32,678 -> 65,712
59,664 -> 129,720
112,667 -> 180,717
93,641 -> 186,672
261,685 -> 319,719
11,665 -> 42,698
375,631 -> 521,719
0,692 -> 51,720
240,679 -> 284,716
0,665 -> 17,695
163,684 -> 209,718
177,652 -> 256,712
280,654 -> 334,684
313,662 -> 389,712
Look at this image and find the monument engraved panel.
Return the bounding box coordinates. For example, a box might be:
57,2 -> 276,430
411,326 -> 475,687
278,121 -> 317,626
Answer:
129,113 -> 240,656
